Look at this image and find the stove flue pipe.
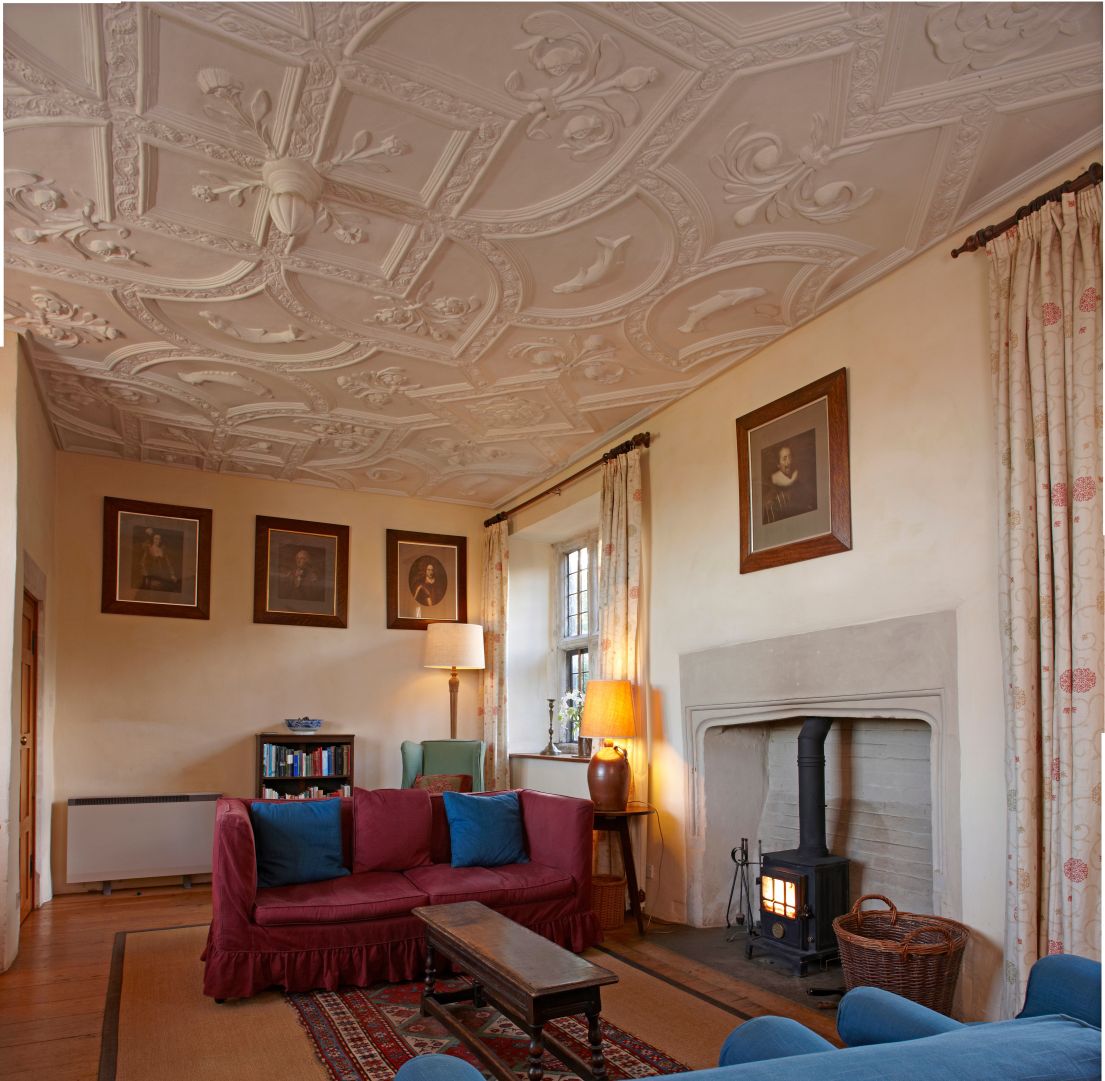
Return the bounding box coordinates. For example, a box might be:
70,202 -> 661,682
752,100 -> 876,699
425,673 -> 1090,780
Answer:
796,717 -> 832,859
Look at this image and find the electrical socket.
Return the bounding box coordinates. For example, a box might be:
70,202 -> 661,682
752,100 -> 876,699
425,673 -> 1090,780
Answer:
646,863 -> 655,879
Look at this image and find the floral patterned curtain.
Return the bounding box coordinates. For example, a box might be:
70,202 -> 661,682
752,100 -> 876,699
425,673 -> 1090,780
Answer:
597,445 -> 647,801
989,184 -> 1102,1015
479,520 -> 509,790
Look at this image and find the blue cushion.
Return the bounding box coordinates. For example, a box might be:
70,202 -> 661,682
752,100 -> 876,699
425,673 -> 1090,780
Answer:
249,799 -> 350,888
442,791 -> 529,868
837,987 -> 963,1046
718,1017 -> 835,1065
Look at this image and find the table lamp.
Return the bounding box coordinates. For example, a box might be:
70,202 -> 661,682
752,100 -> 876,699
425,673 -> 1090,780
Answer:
423,622 -> 484,738
580,679 -> 635,810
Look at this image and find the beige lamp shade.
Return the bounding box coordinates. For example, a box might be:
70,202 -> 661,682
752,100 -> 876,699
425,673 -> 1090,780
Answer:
423,622 -> 485,670
580,679 -> 635,739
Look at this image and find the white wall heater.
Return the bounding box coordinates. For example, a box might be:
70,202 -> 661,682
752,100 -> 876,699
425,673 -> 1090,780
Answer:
67,793 -> 219,894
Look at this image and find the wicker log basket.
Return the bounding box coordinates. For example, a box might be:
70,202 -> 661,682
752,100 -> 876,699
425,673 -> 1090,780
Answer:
833,894 -> 970,1015
591,874 -> 627,930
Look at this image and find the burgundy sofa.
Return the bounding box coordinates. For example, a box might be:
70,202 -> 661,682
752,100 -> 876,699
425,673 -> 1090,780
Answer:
202,787 -> 601,999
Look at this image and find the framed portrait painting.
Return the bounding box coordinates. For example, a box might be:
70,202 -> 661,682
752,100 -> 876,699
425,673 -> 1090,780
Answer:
254,516 -> 349,628
386,529 -> 467,630
101,497 -> 212,618
735,368 -> 852,573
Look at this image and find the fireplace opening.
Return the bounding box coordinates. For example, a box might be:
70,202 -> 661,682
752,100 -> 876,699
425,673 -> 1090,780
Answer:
749,717 -> 850,974
701,713 -> 935,926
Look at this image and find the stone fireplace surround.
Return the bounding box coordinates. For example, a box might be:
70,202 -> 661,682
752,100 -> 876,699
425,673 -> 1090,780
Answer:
680,611 -> 961,929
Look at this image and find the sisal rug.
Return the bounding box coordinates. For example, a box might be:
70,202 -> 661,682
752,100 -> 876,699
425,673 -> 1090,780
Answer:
100,925 -> 758,1081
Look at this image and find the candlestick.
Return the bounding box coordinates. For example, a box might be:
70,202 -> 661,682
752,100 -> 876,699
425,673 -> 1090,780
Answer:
541,698 -> 562,756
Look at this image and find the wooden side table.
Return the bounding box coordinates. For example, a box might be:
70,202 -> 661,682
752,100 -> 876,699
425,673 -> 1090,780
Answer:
592,806 -> 655,934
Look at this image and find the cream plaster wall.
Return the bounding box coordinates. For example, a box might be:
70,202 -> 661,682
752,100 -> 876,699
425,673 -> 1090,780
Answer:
500,157 -> 1101,1019
505,535 -> 553,753
643,249 -> 1005,1017
49,454 -> 486,893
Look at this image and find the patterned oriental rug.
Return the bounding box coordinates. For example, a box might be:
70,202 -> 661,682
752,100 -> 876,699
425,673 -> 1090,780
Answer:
289,977 -> 688,1081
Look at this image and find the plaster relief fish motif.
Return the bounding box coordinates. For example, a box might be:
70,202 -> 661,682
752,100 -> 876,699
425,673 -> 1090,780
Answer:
678,287 -> 767,334
199,310 -> 310,343
552,235 -> 632,294
178,370 -> 271,397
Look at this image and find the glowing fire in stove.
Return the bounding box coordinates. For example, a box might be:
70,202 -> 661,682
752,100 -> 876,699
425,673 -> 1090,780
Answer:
761,874 -> 799,919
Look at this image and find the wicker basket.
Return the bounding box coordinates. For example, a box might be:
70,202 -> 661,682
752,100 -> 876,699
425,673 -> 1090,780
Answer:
833,894 -> 970,1015
592,874 -> 627,930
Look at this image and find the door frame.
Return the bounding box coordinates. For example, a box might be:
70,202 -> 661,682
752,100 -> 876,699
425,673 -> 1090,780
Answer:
19,589 -> 38,922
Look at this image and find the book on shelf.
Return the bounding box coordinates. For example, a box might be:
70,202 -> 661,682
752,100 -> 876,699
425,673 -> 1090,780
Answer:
260,741 -> 350,779
260,783 -> 351,800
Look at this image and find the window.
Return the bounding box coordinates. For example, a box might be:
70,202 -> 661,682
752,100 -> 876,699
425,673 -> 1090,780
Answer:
565,645 -> 589,697
564,544 -> 589,639
555,535 -> 597,703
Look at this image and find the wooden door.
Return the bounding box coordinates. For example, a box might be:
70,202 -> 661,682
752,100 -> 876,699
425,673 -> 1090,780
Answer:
19,592 -> 37,922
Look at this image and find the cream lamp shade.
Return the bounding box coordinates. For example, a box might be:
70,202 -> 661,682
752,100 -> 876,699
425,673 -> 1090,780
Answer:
580,678 -> 634,811
423,622 -> 485,669
423,623 -> 484,739
580,679 -> 635,739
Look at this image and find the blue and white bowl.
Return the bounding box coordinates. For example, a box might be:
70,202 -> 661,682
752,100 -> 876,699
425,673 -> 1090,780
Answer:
285,717 -> 323,731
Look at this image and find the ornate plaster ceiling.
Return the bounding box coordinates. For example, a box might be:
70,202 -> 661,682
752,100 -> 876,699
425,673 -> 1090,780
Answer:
5,3 -> 1101,507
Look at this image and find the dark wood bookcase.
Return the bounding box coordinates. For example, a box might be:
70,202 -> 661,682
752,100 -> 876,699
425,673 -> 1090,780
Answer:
256,733 -> 355,799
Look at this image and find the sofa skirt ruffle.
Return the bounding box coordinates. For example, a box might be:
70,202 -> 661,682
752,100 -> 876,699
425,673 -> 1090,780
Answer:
202,908 -> 602,999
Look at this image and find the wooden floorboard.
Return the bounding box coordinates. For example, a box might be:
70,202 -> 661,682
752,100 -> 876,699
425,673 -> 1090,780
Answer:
600,922 -> 842,1044
0,1009 -> 104,1047
0,885 -> 213,1081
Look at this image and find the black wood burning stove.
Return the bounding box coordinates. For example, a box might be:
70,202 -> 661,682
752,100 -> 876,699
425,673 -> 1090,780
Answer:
755,717 -> 850,974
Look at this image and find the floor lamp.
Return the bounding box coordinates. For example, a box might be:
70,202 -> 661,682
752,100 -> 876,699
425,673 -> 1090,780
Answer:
423,622 -> 485,738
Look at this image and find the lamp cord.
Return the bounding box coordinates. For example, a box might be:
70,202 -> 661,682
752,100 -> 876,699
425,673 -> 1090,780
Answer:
624,801 -> 672,934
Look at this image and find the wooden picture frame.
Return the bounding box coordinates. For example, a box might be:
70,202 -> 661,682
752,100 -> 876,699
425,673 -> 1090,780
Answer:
386,529 -> 468,630
253,516 -> 349,628
735,368 -> 851,574
101,497 -> 212,619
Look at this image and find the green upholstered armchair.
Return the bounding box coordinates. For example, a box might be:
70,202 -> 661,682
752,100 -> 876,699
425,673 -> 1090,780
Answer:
400,739 -> 486,791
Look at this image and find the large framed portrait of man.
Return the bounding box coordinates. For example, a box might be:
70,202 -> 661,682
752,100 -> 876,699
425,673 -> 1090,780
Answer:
253,516 -> 349,628
101,497 -> 212,618
386,529 -> 467,630
735,368 -> 852,573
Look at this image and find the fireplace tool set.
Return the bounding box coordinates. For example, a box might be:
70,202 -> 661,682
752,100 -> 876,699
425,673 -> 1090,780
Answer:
725,836 -> 761,938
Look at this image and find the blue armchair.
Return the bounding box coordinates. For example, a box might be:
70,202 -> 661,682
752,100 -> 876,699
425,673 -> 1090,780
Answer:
393,955 -> 1101,1081
837,952 -> 1100,1045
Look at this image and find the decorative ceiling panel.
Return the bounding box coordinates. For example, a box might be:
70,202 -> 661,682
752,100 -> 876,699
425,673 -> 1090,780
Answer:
5,1 -> 1101,507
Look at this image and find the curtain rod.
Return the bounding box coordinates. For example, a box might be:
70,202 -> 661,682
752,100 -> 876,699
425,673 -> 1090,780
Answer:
951,161 -> 1102,258
483,432 -> 651,528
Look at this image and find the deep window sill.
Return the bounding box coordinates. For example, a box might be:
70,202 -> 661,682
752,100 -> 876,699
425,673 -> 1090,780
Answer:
509,752 -> 590,763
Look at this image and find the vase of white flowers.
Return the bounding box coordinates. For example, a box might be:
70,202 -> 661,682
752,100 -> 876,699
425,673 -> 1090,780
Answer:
558,690 -> 585,745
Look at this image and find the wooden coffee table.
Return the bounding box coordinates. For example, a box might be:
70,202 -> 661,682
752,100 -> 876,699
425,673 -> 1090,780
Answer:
413,901 -> 618,1081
